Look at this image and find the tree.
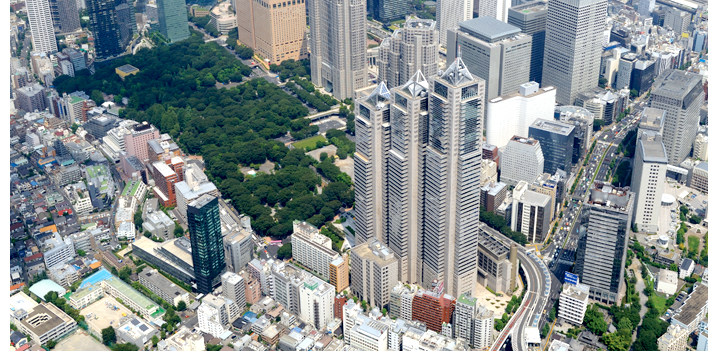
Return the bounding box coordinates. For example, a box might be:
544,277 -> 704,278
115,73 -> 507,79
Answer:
143,231 -> 151,238
177,300 -> 187,311
277,243 -> 292,260
119,266 -> 132,283
47,340 -> 57,349
669,263 -> 678,272
174,225 -> 185,237
689,214 -> 702,224
102,327 -> 117,345
71,123 -> 80,134
91,90 -> 105,106
134,211 -> 144,230
593,119 -> 604,132
320,152 -> 328,161
77,249 -> 86,257
152,335 -> 159,346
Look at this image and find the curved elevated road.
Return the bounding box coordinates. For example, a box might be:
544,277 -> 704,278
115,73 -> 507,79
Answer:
485,226 -> 549,351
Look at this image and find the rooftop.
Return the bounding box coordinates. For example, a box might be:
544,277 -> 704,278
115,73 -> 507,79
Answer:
489,84 -> 555,103
640,108 -> 666,131
352,238 -> 397,265
509,135 -> 539,146
672,284 -> 708,327
652,70 -> 704,100
140,267 -> 193,300
561,282 -> 590,302
520,190 -> 551,207
456,293 -> 476,306
29,280 -> 66,301
116,64 -> 139,75
19,303 -> 72,336
638,134 -> 668,163
658,269 -> 678,285
458,17 -> 521,42
508,0 -> 548,15
477,226 -> 509,257
530,119 -> 575,136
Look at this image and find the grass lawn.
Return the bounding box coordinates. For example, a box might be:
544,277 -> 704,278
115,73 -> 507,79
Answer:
688,236 -> 700,253
649,294 -> 668,313
292,135 -> 327,150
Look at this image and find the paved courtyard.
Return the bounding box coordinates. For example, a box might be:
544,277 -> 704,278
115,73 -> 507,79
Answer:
472,279 -> 524,316
55,329 -> 109,351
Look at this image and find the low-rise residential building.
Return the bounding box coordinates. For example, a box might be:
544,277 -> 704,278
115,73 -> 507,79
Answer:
558,282 -> 590,325
138,267 -> 194,307
679,258 -> 695,279
657,324 -> 689,351
291,220 -> 340,280
350,238 -> 399,309
42,232 -> 75,269
402,328 -> 468,351
116,317 -> 159,349
299,277 -> 335,329
389,282 -> 419,321
656,269 -> 679,295
162,326 -> 205,351
116,221 -> 136,240
49,264 -> 80,288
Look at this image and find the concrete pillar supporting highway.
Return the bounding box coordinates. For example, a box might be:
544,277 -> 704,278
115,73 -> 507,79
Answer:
510,244 -> 518,291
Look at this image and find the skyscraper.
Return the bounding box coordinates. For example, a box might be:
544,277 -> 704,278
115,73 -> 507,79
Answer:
474,0 -> 511,22
436,0 -> 472,45
507,1 -> 548,84
447,17 -> 532,101
422,54 -> 484,298
157,0 -> 190,43
500,136 -> 544,186
386,70 -> 430,283
354,82 -> 391,245
542,0 -> 607,105
378,18 -> 439,89
57,0 -> 81,33
650,70 -> 704,166
27,0 -> 58,54
368,0 -> 411,22
235,0 -> 308,64
188,195 -> 226,294
631,132 -> 667,233
88,0 -> 136,60
574,181 -> 634,305
309,0 -> 368,100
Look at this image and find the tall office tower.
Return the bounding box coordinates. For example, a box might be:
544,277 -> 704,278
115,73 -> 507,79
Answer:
485,82 -> 556,149
474,0 -> 511,22
235,0 -> 308,64
308,0 -> 368,100
631,132 -> 667,233
574,181 -> 634,305
542,0 -> 607,105
500,136 -> 544,186
528,119 -> 576,174
350,238 -> 399,309
368,0 -> 410,22
377,19 -> 439,89
664,7 -> 690,34
447,17 -> 532,101
511,181 -> 552,242
157,0 -> 190,43
354,83 -> 391,245
615,53 -> 637,90
26,0 -> 58,54
638,0 -> 654,16
422,55 -> 485,298
507,1 -> 548,84
57,0 -> 81,33
386,71 -> 430,283
436,0 -> 472,45
188,195 -> 226,294
650,70 -> 704,166
88,0 -> 135,60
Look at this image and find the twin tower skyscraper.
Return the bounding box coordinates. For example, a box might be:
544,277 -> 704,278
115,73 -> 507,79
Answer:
354,50 -> 485,299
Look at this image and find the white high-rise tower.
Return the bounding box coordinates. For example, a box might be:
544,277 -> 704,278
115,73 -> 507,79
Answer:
436,0 -> 472,45
27,0 -> 58,54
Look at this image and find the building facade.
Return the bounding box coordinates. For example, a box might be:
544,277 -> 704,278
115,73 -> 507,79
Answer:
236,0 -> 307,64
26,0 -> 58,54
631,132 -> 668,233
485,82 -> 556,149
350,238 -> 399,309
187,195 -> 226,294
558,282 -> 590,325
291,220 -> 340,279
542,0 -> 607,105
308,0 -> 368,100
447,17 -> 532,101
507,1 -> 547,84
377,19 -> 439,89
574,182 -> 634,304
500,136 -> 544,186
157,0 -> 190,42
528,119 -> 576,174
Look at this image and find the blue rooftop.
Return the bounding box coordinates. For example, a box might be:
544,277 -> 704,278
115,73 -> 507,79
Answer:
80,268 -> 113,289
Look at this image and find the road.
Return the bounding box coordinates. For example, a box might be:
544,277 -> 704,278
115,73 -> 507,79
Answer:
485,226 -> 549,351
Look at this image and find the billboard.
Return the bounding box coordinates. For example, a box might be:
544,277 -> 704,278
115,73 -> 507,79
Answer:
565,272 -> 579,285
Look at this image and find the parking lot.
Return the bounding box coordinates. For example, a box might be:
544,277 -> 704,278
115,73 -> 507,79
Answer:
313,118 -> 346,134
81,296 -> 135,339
